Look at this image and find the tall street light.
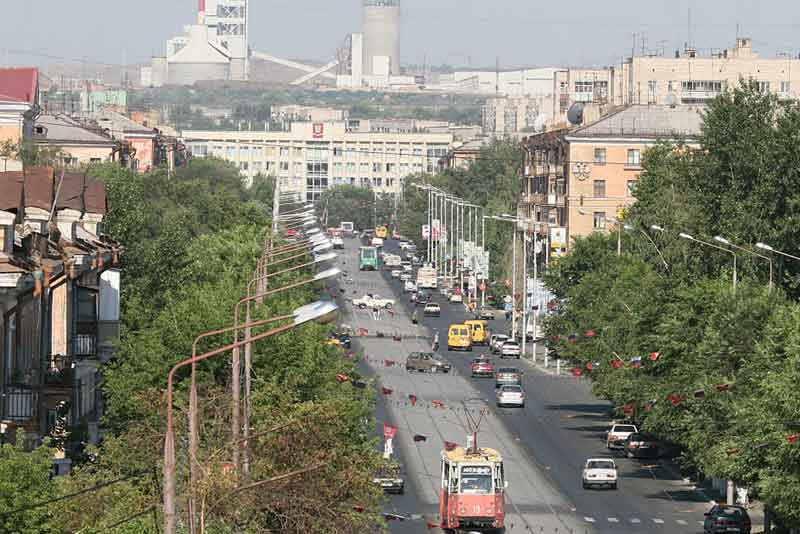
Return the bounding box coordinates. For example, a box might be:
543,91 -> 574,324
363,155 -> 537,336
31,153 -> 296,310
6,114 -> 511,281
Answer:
164,301 -> 339,534
714,236 -> 773,289
679,232 -> 737,291
756,242 -> 800,264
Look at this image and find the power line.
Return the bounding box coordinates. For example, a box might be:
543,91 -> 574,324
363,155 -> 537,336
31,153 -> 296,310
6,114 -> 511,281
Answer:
5,48 -> 124,68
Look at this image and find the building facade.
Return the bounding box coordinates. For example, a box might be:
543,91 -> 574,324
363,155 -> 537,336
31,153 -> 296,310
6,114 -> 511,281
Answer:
33,115 -> 117,167
521,105 -> 703,257
0,168 -> 120,464
182,121 -> 454,200
0,68 -> 39,172
618,38 -> 800,106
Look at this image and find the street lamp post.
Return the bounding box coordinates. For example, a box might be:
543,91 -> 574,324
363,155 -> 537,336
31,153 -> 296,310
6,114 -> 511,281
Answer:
756,242 -> 800,263
715,236 -> 773,289
164,301 -> 339,534
679,232 -> 737,291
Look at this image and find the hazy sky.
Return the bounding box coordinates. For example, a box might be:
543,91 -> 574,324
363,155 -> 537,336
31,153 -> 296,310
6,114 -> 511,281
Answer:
2,0 -> 800,70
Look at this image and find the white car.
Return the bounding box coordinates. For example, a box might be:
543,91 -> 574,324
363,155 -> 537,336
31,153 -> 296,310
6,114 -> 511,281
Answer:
390,269 -> 402,279
490,334 -> 510,354
401,262 -> 413,272
496,385 -> 525,407
449,292 -> 463,303
499,341 -> 521,359
582,458 -> 618,490
423,303 -> 441,317
400,272 -> 412,282
606,423 -> 638,450
331,236 -> 344,249
403,281 -> 417,293
353,294 -> 395,309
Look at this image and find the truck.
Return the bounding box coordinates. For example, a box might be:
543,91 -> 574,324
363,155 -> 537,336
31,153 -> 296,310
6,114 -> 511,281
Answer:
340,221 -> 354,236
353,294 -> 395,309
416,265 -> 438,290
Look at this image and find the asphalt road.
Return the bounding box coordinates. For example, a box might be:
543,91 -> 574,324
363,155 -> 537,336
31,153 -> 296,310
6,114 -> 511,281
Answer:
337,237 -> 711,533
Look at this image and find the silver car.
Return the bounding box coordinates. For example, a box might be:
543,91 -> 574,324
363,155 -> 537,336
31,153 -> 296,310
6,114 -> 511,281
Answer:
490,334 -> 510,354
499,341 -> 521,359
495,367 -> 522,388
496,385 -> 525,407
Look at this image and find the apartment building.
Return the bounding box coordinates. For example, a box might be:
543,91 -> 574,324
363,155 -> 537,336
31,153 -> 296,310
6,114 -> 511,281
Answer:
182,121 -> 454,201
618,38 -> 800,106
483,96 -> 548,134
520,105 -> 702,257
0,168 -> 120,466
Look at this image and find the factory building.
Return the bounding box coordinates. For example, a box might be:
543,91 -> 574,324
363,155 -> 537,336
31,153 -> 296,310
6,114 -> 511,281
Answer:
143,0 -> 248,87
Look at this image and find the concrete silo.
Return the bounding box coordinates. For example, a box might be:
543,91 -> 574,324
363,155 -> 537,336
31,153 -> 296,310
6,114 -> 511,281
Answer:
362,0 -> 401,76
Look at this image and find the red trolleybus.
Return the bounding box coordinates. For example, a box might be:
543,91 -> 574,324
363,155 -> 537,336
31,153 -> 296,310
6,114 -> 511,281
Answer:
439,445 -> 506,532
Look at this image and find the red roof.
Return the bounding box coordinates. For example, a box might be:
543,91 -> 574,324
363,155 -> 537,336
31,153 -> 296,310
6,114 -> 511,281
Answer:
0,68 -> 38,104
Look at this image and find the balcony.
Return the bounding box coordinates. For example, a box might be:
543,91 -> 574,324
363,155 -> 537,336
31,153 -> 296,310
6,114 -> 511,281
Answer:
72,334 -> 97,358
1,385 -> 38,424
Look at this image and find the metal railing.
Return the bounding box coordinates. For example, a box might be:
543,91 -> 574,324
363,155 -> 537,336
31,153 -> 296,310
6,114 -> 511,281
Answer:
0,385 -> 38,423
72,334 -> 97,358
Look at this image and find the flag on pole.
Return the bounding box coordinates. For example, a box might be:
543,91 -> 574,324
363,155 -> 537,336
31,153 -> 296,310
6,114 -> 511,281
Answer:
649,351 -> 660,361
630,356 -> 642,368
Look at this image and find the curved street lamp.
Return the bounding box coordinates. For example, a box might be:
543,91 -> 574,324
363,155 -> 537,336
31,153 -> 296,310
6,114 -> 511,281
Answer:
715,236 -> 772,289
165,300 -> 339,534
679,232 -> 737,291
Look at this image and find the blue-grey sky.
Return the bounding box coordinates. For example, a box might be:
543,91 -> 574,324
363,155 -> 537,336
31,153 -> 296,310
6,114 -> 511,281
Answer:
2,0 -> 800,69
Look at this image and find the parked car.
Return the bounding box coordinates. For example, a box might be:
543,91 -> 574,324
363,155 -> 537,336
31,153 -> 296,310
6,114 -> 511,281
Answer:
353,294 -> 395,309
400,272 -> 412,282
405,352 -> 451,373
582,458 -> 618,490
499,340 -> 522,359
606,423 -> 638,450
423,303 -> 441,317
449,292 -> 464,303
490,334 -> 510,354
496,385 -> 525,407
415,291 -> 431,307
401,261 -> 413,272
373,465 -> 405,495
624,432 -> 660,459
495,367 -> 523,388
326,332 -> 352,349
470,356 -> 495,378
403,280 -> 417,293
331,236 -> 344,249
390,269 -> 402,279
703,504 -> 752,534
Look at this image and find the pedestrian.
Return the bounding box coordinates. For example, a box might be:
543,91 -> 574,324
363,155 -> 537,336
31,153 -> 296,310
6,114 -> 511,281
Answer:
372,305 -> 381,321
412,310 -> 418,324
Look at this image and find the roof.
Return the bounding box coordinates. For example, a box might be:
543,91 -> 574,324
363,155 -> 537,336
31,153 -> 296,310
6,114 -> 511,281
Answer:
568,105 -> 705,140
91,110 -> 156,137
442,446 -> 503,463
0,172 -> 24,211
35,115 -> 116,145
0,68 -> 38,104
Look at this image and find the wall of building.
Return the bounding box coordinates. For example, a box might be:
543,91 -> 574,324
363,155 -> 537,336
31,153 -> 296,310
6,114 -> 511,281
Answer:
363,1 -> 401,76
182,121 -> 453,200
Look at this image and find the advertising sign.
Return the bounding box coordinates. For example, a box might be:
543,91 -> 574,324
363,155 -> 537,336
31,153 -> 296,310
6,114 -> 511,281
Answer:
422,224 -> 430,240
431,219 -> 441,240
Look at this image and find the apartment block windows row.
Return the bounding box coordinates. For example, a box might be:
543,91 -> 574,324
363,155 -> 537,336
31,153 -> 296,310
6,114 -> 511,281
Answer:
593,180 -> 606,198
594,148 -> 607,165
627,149 -> 641,168
593,211 -> 606,230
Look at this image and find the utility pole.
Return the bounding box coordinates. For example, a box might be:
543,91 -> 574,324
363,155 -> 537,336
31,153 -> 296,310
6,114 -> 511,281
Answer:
511,228 -> 517,339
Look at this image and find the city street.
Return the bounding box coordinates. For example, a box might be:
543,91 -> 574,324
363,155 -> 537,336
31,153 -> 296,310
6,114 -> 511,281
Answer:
342,238 -> 712,533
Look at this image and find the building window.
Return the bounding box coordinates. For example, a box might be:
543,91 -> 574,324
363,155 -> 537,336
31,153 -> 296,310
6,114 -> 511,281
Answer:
681,80 -> 723,93
668,80 -> 674,92
626,149 -> 641,167
333,147 -> 343,157
387,178 -> 395,187
593,180 -> 606,198
373,163 -> 381,173
593,148 -> 607,165
386,163 -> 395,173
593,212 -> 606,230
280,147 -> 290,157
374,177 -> 383,187
627,180 -> 638,196
757,81 -> 771,94
647,80 -> 657,103
280,162 -> 289,171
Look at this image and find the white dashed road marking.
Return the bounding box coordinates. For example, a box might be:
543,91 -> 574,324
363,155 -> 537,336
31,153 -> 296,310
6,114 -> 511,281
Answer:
584,517 -> 595,523
676,519 -> 688,525
653,518 -> 665,524
608,517 -> 619,523
630,518 -> 642,524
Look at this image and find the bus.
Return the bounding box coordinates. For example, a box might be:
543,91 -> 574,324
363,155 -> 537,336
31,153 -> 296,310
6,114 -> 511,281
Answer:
359,246 -> 378,271
375,225 -> 389,239
440,445 -> 505,532
416,265 -> 438,290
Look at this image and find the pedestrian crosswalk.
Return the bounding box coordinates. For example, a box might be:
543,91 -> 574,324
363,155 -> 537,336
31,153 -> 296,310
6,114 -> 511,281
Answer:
577,516 -> 704,527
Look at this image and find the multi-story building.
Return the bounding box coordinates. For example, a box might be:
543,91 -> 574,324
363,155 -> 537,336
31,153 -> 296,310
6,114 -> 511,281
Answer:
521,105 -> 702,257
271,105 -> 347,129
182,121 -> 454,201
0,68 -> 39,172
32,115 -> 117,167
483,96 -> 547,134
0,168 -> 120,466
617,38 -> 800,106
552,68 -> 616,127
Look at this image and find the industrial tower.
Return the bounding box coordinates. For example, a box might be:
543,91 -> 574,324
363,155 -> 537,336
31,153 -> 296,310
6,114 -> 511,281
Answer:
362,0 -> 401,76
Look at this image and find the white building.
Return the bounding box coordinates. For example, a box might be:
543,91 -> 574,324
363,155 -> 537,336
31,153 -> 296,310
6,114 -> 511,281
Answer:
182,122 -> 454,201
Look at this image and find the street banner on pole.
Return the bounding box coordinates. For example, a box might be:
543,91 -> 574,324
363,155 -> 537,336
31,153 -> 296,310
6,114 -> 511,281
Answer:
422,225 -> 430,240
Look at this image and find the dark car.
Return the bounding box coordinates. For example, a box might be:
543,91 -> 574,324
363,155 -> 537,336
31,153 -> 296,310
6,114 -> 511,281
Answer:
406,352 -> 451,373
327,332 -> 352,349
415,291 -> 431,307
624,432 -> 660,459
703,504 -> 751,534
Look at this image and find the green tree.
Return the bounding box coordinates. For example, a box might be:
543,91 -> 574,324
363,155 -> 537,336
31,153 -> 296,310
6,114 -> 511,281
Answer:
0,436 -> 58,534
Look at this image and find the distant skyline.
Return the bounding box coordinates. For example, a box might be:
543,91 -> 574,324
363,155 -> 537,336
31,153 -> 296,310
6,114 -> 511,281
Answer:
2,0 -> 800,71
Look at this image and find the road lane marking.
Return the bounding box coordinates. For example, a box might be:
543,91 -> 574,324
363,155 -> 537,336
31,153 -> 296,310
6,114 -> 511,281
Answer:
630,518 -> 641,523
653,518 -> 664,524
607,517 -> 619,522
676,519 -> 688,525
584,517 -> 595,522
